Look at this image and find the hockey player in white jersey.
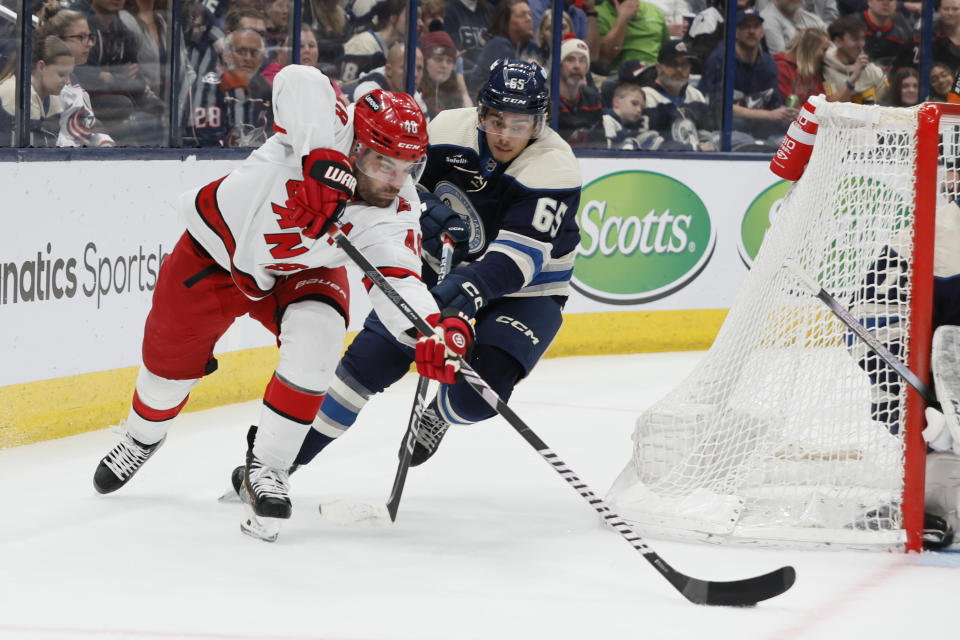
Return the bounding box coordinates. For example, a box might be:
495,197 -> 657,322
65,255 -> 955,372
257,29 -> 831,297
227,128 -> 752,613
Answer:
286,59 -> 583,471
91,65 -> 471,542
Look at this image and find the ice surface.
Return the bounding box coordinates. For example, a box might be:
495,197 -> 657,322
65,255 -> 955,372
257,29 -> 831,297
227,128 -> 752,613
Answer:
1,353 -> 956,640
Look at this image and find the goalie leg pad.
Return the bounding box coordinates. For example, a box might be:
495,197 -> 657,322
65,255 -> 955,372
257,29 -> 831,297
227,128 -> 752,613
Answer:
932,325 -> 960,455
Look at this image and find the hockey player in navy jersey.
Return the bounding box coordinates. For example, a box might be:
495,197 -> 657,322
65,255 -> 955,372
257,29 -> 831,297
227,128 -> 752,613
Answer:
291,59 -> 582,470
91,66 -> 468,542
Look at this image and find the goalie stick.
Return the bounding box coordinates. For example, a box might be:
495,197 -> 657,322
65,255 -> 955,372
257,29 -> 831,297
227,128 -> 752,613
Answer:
784,259 -> 936,405
386,236 -> 456,521
331,225 -> 797,606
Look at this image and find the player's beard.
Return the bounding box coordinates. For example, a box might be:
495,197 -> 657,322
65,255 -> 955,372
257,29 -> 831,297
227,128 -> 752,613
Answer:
356,172 -> 399,208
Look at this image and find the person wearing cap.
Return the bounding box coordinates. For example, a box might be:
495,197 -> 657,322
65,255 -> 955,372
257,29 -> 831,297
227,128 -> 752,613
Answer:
700,8 -> 796,147
596,0 -> 670,71
420,28 -> 472,117
641,39 -> 715,150
760,0 -> 826,54
557,37 -> 604,147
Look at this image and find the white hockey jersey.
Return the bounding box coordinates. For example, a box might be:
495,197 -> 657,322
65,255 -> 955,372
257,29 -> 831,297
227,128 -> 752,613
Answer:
179,64 -> 437,343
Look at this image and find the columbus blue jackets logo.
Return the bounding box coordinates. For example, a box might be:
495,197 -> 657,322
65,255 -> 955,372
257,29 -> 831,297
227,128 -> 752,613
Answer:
433,181 -> 484,256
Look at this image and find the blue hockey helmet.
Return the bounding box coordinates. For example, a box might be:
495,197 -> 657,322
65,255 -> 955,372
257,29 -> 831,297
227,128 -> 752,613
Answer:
477,58 -> 550,139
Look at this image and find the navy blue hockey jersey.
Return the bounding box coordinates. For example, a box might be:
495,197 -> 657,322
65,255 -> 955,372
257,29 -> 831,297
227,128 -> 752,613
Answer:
419,107 -> 582,300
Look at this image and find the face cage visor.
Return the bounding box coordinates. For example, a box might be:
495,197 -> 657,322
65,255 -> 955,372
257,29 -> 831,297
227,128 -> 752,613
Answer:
477,106 -> 547,140
353,142 -> 427,189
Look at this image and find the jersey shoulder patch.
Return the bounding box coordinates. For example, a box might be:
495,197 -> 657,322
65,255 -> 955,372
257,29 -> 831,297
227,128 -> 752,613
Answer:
506,129 -> 582,192
426,108 -> 480,152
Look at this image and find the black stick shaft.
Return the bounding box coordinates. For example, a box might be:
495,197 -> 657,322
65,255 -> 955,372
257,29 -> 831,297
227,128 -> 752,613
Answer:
334,227 -> 795,606
386,238 -> 455,521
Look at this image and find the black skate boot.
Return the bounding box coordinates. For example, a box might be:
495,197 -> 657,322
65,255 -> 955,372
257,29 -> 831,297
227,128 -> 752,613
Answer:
410,402 -> 451,467
222,426 -> 298,502
923,512 -> 955,550
240,440 -> 293,543
93,432 -> 165,494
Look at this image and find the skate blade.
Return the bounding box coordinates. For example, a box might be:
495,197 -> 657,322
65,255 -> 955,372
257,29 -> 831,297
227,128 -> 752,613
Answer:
218,486 -> 241,503
240,502 -> 283,543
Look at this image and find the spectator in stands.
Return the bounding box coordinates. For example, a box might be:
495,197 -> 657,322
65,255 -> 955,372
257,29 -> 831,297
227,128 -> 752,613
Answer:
760,0 -> 826,53
444,0 -> 493,86
420,0 -> 446,32
0,35 -> 73,146
119,0 -> 168,100
420,28 -> 471,118
184,27 -> 269,147
352,42 -> 427,113
823,15 -> 887,104
529,0 -> 601,52
897,0 -> 960,74
856,0 -> 913,68
774,27 -> 830,104
303,0 -> 348,54
472,0 -> 541,94
40,9 -> 117,146
263,0 -> 292,50
686,0 -> 759,64
341,0 -> 407,83
182,0 -> 220,87
929,61 -> 955,103
596,0 -> 669,72
756,0 -> 839,24
647,0 -> 695,39
642,39 -> 715,150
535,8 -> 574,68
259,26 -> 321,84
75,0 -> 165,145
599,57 -> 656,107
701,9 -> 792,147
556,37 -> 604,147
603,81 -> 664,149
883,65 -> 918,106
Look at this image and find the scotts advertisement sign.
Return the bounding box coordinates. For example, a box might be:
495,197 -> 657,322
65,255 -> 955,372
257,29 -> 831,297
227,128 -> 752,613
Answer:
739,180 -> 791,266
572,171 -> 715,304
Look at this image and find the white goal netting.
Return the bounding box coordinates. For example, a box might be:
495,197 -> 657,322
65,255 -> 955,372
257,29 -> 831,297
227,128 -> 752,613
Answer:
608,100 -> 957,549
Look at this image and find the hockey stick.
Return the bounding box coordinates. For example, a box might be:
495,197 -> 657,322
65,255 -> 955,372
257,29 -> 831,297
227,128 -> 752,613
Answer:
331,226 -> 796,606
386,237 -> 456,521
784,259 -> 936,404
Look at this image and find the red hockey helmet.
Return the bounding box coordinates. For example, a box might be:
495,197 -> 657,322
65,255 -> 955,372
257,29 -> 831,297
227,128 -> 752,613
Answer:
352,89 -> 428,187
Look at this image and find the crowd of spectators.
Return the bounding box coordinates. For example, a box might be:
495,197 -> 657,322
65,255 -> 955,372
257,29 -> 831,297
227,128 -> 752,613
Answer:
0,0 -> 955,149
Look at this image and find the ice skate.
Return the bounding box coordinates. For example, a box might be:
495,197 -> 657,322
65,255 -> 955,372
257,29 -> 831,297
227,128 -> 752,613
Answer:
240,449 -> 292,543
93,432 -> 165,494
410,403 -> 450,467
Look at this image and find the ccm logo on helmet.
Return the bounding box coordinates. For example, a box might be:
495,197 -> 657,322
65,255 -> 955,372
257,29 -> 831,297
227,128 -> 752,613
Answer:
397,142 -> 421,150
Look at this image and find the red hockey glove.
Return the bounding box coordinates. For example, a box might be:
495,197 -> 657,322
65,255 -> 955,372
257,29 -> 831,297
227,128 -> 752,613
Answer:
286,148 -> 357,239
415,310 -> 474,384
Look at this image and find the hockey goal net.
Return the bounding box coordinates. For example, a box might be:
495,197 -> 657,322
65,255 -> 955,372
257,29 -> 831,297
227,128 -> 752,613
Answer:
608,100 -> 960,551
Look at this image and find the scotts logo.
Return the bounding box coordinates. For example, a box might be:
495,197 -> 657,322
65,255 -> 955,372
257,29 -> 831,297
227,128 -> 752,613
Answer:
739,180 -> 790,266
363,94 -> 381,111
573,171 -> 714,304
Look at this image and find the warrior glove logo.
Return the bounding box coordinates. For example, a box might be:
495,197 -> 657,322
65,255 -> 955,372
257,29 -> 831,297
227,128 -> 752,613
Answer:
323,166 -> 358,193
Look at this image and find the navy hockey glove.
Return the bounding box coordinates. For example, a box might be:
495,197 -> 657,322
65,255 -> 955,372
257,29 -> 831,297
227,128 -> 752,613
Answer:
415,309 -> 475,384
419,192 -> 469,265
431,267 -> 492,319
287,148 -> 357,239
